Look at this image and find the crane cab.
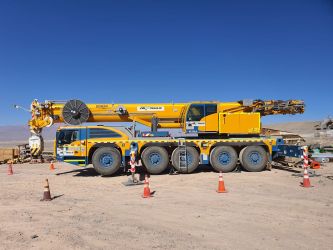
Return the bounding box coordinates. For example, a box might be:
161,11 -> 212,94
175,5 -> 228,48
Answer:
185,103 -> 219,133
55,127 -> 88,166
184,103 -> 261,136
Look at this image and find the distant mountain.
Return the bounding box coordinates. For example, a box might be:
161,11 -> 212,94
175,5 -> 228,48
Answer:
264,121 -> 320,136
0,125 -> 59,141
0,121 -> 321,141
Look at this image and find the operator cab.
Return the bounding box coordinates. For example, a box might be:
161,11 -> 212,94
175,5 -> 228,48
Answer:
55,126 -> 129,165
55,127 -> 87,165
185,103 -> 218,133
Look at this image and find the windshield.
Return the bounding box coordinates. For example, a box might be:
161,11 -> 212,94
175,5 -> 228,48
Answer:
186,104 -> 217,121
187,104 -> 205,121
57,130 -> 79,145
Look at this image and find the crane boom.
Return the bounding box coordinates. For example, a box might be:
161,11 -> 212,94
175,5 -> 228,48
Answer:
28,99 -> 304,133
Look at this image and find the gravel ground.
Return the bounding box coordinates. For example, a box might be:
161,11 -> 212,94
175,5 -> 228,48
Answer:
0,162 -> 332,250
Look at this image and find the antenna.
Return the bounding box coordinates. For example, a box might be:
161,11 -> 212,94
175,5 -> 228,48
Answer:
14,104 -> 30,112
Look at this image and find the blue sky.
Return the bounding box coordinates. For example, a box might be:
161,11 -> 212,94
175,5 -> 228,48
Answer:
0,0 -> 332,126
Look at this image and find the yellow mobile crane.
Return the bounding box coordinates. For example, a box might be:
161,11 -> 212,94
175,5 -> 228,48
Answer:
26,99 -> 304,157
21,99 -> 305,176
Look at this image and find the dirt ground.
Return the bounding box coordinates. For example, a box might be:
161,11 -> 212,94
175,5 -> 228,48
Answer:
0,163 -> 332,250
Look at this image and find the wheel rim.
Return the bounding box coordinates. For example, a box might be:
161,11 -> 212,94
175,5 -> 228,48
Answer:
248,151 -> 262,165
100,153 -> 114,168
149,152 -> 162,166
218,152 -> 231,165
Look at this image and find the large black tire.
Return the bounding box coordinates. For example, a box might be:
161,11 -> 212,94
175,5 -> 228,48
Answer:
210,146 -> 238,172
92,147 -> 121,176
171,146 -> 200,174
239,146 -> 268,172
141,146 -> 169,174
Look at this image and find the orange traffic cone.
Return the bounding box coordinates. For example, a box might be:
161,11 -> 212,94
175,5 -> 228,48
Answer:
50,161 -> 55,171
142,175 -> 152,198
41,179 -> 52,201
310,160 -> 320,169
301,168 -> 312,188
216,171 -> 227,193
7,161 -> 13,175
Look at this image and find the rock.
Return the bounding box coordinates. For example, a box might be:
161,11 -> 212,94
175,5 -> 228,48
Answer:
31,234 -> 38,239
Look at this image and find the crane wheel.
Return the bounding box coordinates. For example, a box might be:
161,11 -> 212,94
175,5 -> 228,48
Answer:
62,99 -> 90,125
92,147 -> 121,176
141,146 -> 169,174
171,146 -> 199,174
239,146 -> 268,172
210,146 -> 238,173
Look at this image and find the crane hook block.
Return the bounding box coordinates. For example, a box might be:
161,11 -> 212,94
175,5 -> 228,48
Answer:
62,99 -> 90,125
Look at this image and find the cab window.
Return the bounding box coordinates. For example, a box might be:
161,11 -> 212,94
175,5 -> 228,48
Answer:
187,104 -> 205,121
205,104 -> 217,116
89,128 -> 122,138
187,104 -> 217,121
57,130 -> 79,145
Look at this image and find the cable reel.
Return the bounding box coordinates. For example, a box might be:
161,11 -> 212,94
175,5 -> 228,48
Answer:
62,99 -> 90,125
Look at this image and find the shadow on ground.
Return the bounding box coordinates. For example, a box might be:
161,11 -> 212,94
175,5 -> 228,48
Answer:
272,164 -> 302,173
55,164 -> 245,178
56,168 -> 100,177
55,162 -> 300,178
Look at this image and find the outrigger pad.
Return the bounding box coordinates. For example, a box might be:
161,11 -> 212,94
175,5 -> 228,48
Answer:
122,177 -> 144,186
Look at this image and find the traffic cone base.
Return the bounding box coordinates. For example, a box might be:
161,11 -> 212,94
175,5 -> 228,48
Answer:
142,193 -> 152,198
300,179 -> 312,188
216,183 -> 228,193
41,193 -> 52,201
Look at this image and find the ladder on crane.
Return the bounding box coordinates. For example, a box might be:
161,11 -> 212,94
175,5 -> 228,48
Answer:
178,138 -> 188,173
169,138 -> 188,175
